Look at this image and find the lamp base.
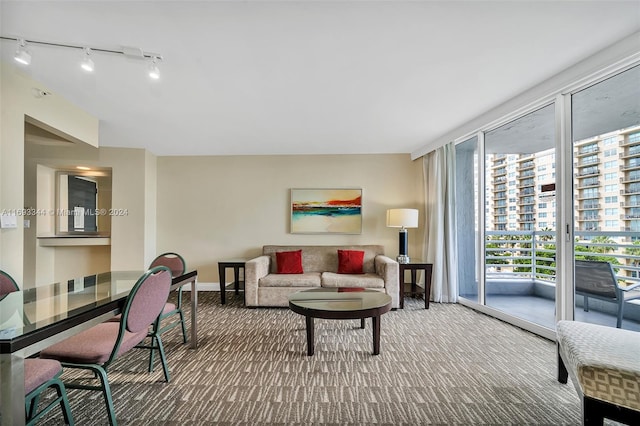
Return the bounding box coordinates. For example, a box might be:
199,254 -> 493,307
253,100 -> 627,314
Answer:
397,255 -> 410,264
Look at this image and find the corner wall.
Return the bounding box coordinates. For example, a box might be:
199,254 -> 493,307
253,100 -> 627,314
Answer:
0,62 -> 99,286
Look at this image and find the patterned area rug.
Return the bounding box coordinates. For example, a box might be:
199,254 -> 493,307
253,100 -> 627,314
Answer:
38,291 -> 586,425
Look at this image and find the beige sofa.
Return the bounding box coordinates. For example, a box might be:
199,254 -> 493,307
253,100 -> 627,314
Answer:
245,245 -> 400,308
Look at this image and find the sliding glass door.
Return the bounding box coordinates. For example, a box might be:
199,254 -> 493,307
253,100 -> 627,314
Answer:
483,104 -> 557,329
455,63 -> 640,336
571,65 -> 640,331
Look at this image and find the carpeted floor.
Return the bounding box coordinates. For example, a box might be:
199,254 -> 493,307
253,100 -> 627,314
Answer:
38,291 -> 588,425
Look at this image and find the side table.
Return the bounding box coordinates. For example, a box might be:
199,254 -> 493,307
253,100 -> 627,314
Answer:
217,259 -> 247,305
399,260 -> 433,309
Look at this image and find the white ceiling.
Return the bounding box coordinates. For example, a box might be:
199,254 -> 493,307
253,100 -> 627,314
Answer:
1,1 -> 639,157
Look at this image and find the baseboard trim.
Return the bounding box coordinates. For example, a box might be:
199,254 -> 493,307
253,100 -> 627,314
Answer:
181,282 -> 219,291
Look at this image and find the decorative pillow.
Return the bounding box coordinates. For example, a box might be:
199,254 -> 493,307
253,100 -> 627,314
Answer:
276,250 -> 303,274
337,250 -> 365,274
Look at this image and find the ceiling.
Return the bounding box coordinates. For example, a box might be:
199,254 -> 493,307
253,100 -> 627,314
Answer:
1,1 -> 639,157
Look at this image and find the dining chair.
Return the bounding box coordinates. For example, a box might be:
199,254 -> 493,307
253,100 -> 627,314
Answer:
146,252 -> 187,372
0,269 -> 19,295
25,358 -> 74,425
39,266 -> 173,426
575,259 -> 640,328
1,270 -> 74,424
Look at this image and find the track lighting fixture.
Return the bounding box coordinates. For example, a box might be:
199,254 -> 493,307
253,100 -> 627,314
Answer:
80,47 -> 94,72
1,35 -> 163,80
14,38 -> 31,65
148,57 -> 160,80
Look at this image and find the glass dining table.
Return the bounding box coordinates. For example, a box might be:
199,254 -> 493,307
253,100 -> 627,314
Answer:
0,269 -> 198,425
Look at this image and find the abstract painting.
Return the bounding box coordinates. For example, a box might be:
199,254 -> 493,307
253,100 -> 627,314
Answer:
290,188 -> 362,234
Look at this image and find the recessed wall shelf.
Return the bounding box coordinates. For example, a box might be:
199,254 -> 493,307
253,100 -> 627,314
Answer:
37,236 -> 111,247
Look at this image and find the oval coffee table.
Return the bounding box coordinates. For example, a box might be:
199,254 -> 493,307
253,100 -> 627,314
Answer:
288,288 -> 392,356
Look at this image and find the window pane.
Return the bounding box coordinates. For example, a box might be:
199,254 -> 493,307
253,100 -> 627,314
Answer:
456,136 -> 479,300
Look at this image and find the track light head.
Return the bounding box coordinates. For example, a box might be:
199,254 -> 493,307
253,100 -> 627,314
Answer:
14,39 -> 31,65
148,57 -> 160,80
80,48 -> 94,72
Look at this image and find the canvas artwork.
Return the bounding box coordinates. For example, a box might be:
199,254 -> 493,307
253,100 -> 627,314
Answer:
290,188 -> 362,234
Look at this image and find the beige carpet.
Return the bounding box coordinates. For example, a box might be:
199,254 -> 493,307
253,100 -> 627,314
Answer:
37,291 -> 587,425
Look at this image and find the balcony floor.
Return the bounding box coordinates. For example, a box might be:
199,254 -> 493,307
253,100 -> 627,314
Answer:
485,294 -> 640,332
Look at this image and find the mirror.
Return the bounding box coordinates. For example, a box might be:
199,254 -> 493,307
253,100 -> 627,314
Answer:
55,169 -> 112,235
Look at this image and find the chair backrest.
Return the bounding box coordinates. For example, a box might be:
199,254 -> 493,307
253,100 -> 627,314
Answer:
123,266 -> 172,334
0,270 -> 19,296
149,252 -> 186,278
574,260 -> 619,300
105,266 -> 172,365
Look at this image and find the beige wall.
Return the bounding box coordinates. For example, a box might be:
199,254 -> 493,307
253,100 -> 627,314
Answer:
0,62 -> 99,286
98,147 -> 157,271
156,154 -> 424,282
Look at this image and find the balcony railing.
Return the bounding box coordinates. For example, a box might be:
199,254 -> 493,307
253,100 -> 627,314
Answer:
485,230 -> 640,285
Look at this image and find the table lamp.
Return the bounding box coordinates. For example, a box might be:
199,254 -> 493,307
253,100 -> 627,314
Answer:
386,208 -> 419,264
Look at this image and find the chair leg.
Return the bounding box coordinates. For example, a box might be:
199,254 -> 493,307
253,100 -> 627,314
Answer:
26,393 -> 40,421
617,300 -> 624,328
155,334 -> 171,383
557,346 -> 568,384
54,378 -> 74,426
91,366 -> 117,426
26,376 -> 74,426
179,310 -> 187,344
148,335 -> 157,373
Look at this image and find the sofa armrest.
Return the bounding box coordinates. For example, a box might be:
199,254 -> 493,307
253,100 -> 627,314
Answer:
245,255 -> 270,307
375,255 -> 400,309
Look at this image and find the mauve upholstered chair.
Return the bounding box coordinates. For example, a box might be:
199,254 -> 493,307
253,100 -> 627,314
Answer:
147,252 -> 187,371
25,358 -> 74,425
1,271 -> 73,424
39,266 -> 173,426
0,269 -> 19,295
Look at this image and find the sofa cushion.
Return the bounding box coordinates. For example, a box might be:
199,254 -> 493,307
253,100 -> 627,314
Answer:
337,249 -> 364,274
321,272 -> 384,289
260,272 -> 321,288
263,245 -> 384,274
276,250 -> 303,274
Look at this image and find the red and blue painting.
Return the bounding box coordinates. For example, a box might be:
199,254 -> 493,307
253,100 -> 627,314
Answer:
290,188 -> 362,234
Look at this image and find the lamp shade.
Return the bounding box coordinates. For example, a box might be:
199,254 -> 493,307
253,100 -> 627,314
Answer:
386,209 -> 418,228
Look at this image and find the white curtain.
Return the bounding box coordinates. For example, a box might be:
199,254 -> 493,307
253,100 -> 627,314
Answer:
423,142 -> 458,303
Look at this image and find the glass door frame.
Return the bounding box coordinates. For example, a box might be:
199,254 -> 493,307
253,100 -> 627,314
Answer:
455,57 -> 640,340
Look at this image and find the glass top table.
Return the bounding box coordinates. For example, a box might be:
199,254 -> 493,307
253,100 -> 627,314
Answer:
288,288 -> 392,356
0,269 -> 197,425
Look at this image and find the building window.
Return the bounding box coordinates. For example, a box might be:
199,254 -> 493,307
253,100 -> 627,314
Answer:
539,212 -> 548,218
605,196 -> 618,203
605,160 -> 617,169
603,136 -> 617,145
604,148 -> 617,157
605,184 -> 618,192
605,173 -> 617,181
539,203 -> 547,208
605,208 -> 618,216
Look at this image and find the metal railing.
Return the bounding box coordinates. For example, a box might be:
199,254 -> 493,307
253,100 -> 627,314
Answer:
485,230 -> 640,285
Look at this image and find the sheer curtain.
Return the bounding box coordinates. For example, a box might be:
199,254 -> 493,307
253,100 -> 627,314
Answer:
423,142 -> 458,303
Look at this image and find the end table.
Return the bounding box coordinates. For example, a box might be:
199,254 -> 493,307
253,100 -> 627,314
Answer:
217,259 -> 247,305
399,260 -> 433,309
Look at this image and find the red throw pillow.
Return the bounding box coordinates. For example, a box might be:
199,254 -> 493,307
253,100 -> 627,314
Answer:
337,250 -> 365,274
276,250 -> 303,274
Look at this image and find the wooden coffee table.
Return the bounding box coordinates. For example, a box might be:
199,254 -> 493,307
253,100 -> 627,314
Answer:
288,288 -> 392,356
